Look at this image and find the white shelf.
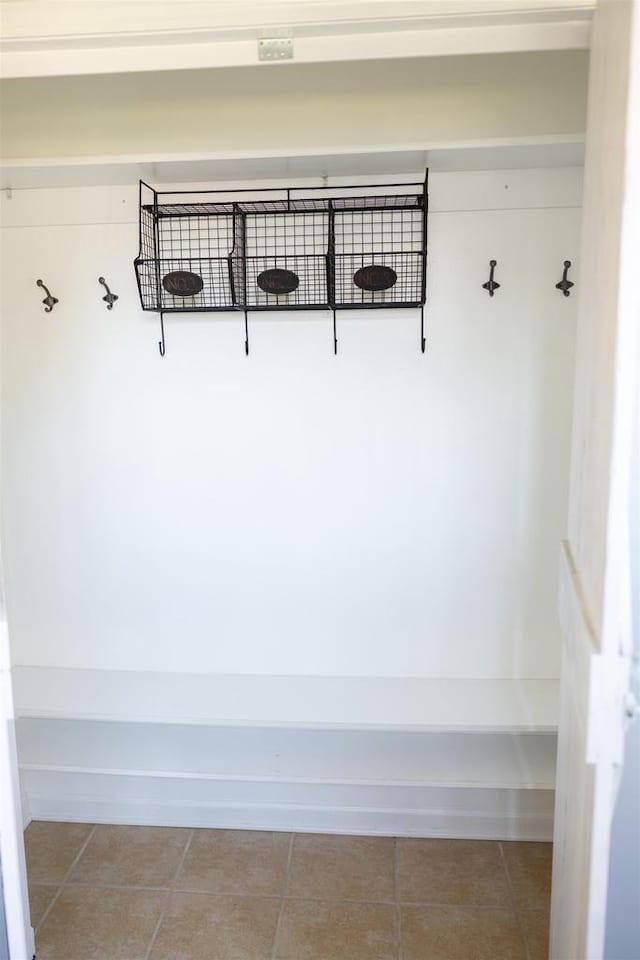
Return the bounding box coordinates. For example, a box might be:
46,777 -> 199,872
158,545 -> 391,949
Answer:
0,137 -> 585,190
12,667 -> 559,734
0,3 -> 591,80
16,717 -> 557,791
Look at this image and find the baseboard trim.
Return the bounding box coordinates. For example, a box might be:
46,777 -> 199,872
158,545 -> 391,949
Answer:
21,768 -> 554,840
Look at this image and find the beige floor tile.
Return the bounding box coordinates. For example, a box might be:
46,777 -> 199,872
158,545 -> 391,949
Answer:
274,898 -> 397,960
396,838 -> 511,906
28,883 -> 59,928
149,892 -> 280,960
175,829 -> 290,896
401,904 -> 527,960
69,824 -> 191,887
25,821 -> 94,883
35,885 -> 166,960
519,909 -> 550,960
502,842 -> 552,912
287,833 -> 395,902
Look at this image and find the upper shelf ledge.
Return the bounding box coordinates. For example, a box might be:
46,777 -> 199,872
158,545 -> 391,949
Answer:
0,137 -> 585,191
0,1 -> 593,79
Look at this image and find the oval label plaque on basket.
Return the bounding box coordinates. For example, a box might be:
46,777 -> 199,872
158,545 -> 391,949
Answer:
353,264 -> 397,292
257,268 -> 300,296
162,271 -> 204,297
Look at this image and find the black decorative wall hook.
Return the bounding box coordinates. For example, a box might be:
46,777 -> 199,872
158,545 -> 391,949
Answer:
556,260 -> 574,297
482,260 -> 500,297
36,279 -> 58,312
98,276 -> 119,309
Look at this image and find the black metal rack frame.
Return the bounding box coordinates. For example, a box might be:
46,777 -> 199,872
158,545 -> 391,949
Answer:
134,173 -> 428,353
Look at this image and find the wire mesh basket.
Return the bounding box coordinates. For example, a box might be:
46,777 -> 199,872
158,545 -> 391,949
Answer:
333,195 -> 425,308
135,175 -> 427,318
136,184 -> 240,312
242,202 -> 330,309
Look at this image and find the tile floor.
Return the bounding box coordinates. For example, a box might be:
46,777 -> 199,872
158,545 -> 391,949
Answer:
25,822 -> 551,960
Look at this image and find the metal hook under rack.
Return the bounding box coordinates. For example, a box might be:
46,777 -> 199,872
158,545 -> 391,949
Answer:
99,276 -> 119,309
36,279 -> 58,312
244,311 -> 249,356
556,260 -> 574,297
158,312 -> 166,357
482,260 -> 500,297
329,305 -> 424,355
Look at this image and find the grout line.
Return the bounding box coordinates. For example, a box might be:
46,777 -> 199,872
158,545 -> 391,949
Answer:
63,879 -> 283,899
60,824 -> 98,882
33,823 -> 98,933
144,828 -> 195,960
285,833 -> 295,900
271,833 -> 294,960
394,898 -> 524,910
35,877 -> 534,911
44,876 -> 539,909
64,880 -> 172,892
143,890 -> 171,960
169,828 -> 195,888
499,841 -> 531,960
143,887 -> 171,960
61,879 -> 396,904
394,836 -> 403,960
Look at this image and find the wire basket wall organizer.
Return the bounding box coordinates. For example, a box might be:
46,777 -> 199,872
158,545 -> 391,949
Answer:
134,173 -> 428,355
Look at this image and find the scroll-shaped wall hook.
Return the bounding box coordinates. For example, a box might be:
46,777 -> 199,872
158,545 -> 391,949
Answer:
158,312 -> 166,357
420,306 -> 426,354
36,279 -> 58,312
244,311 -> 250,356
333,310 -> 338,355
556,260 -> 574,297
482,260 -> 500,297
98,276 -> 118,309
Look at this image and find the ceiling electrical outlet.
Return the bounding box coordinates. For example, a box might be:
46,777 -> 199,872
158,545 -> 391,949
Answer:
258,37 -> 294,61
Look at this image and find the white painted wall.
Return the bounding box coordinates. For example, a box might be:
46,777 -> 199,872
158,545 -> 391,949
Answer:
0,167 -> 580,680
0,52 -> 588,161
